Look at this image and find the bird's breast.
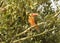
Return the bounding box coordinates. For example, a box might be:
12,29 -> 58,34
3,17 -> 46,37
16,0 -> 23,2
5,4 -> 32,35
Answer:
28,16 -> 36,26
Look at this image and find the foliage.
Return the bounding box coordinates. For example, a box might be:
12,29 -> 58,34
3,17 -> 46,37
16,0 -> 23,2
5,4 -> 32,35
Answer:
0,0 -> 60,43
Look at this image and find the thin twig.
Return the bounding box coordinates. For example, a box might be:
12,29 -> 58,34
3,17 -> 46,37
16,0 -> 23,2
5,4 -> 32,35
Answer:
9,22 -> 46,43
53,11 -> 60,18
15,22 -> 46,37
13,28 -> 56,43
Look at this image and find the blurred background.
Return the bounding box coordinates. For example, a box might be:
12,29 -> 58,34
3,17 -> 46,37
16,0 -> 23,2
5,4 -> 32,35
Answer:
0,0 -> 60,43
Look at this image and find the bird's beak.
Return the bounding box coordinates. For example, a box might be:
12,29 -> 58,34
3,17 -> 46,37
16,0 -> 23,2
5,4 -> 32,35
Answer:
32,13 -> 38,16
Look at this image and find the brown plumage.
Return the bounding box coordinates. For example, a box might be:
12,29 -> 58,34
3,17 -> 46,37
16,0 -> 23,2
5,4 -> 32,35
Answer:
28,13 -> 40,32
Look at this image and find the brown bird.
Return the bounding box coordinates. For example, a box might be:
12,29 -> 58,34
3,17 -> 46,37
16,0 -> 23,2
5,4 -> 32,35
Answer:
28,13 -> 40,33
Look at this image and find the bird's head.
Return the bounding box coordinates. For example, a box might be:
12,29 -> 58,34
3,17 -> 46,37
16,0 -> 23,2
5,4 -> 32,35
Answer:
29,13 -> 38,17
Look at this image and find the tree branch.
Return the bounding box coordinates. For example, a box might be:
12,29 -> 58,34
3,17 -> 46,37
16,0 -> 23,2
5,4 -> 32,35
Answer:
13,28 -> 56,43
10,22 -> 46,43
15,22 -> 46,37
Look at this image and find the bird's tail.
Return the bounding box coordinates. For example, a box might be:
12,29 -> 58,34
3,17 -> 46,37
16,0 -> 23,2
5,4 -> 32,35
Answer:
35,25 -> 40,33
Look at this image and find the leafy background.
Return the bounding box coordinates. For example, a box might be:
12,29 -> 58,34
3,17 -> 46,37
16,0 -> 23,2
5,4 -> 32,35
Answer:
0,0 -> 60,43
